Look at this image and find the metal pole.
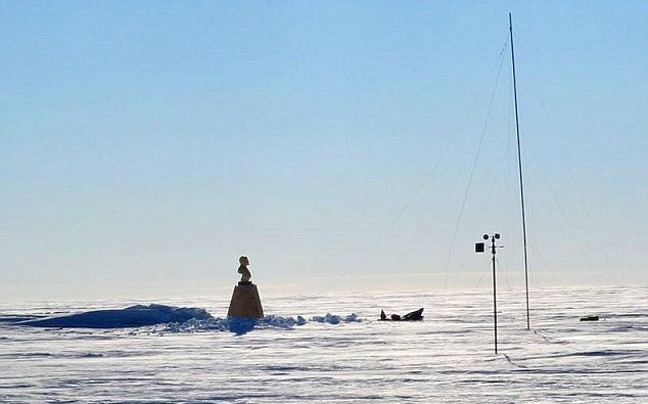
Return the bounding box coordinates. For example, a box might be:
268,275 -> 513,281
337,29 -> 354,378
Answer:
509,13 -> 531,331
491,236 -> 498,354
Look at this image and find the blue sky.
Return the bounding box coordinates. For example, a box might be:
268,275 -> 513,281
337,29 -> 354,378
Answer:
1,1 -> 646,301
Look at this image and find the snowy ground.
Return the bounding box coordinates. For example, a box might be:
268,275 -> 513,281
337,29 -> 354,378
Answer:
1,286 -> 646,403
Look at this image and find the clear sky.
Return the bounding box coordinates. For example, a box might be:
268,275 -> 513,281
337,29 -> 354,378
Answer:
2,1 -> 646,302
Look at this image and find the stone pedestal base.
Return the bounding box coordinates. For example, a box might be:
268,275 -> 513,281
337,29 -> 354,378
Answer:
227,283 -> 264,318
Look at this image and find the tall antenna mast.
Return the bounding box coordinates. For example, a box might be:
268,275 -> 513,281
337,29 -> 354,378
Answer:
509,13 -> 531,330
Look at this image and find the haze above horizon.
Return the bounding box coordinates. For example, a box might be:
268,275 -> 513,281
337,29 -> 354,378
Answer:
2,1 -> 646,301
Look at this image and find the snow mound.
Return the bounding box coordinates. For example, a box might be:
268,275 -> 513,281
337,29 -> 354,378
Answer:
157,313 -> 361,334
310,313 -> 361,324
10,304 -> 362,334
15,304 -> 212,329
158,315 -> 308,335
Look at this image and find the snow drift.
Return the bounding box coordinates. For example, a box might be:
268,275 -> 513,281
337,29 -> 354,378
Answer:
15,304 -> 212,328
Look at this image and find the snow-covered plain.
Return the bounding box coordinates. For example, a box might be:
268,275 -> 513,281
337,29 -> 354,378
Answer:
1,286 -> 646,403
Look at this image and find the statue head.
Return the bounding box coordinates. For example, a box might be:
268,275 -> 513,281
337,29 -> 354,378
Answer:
239,256 -> 249,266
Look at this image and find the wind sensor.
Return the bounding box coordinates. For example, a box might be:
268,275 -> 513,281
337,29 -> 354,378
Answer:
476,233 -> 502,354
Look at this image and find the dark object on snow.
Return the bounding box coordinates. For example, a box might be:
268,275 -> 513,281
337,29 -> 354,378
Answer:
402,308 -> 424,321
580,315 -> 599,322
379,308 -> 424,321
